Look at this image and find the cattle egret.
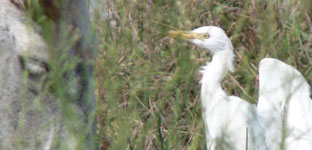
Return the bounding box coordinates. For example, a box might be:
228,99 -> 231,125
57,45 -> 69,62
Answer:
168,26 -> 312,150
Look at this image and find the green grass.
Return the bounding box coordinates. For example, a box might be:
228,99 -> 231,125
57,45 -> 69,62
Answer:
93,0 -> 312,149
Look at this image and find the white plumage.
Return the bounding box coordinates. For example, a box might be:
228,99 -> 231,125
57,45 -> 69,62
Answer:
168,26 -> 312,150
256,58 -> 312,150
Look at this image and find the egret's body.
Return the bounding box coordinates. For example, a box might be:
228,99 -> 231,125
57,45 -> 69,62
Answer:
168,26 -> 312,150
199,48 -> 250,149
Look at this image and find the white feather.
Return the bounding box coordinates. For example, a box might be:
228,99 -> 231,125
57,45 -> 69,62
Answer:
256,58 -> 312,150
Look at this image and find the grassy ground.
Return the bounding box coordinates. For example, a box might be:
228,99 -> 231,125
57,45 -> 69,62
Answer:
92,0 -> 312,149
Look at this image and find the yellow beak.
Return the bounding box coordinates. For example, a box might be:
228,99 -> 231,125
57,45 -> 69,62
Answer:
167,30 -> 201,40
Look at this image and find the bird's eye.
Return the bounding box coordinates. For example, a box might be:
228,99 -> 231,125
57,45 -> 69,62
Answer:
202,33 -> 209,39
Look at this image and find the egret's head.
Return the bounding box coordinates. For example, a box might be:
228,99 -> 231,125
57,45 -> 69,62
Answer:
168,26 -> 233,54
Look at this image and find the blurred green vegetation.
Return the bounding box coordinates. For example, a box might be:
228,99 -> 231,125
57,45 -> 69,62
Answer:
92,0 -> 312,149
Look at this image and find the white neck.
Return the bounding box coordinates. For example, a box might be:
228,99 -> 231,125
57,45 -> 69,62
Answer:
200,48 -> 234,103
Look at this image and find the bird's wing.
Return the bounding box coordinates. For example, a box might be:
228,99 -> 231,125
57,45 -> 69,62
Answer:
257,58 -> 312,149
